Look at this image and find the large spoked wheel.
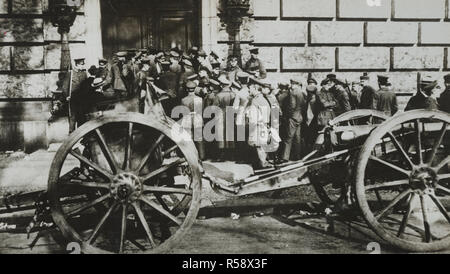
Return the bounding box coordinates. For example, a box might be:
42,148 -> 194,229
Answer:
48,113 -> 202,253
312,110 -> 389,206
356,110 -> 450,252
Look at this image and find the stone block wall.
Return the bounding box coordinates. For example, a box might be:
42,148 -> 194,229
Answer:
0,0 -> 86,151
215,0 -> 450,103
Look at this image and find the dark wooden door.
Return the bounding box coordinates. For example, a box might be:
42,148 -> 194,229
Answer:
101,0 -> 199,59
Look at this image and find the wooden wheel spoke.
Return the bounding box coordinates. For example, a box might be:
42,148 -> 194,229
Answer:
414,119 -> 423,164
435,156 -> 450,172
132,202 -> 156,248
67,194 -> 111,217
365,179 -> 410,191
66,179 -> 110,190
375,189 -> 412,221
438,174 -> 450,181
397,194 -> 416,238
143,185 -> 193,195
369,155 -> 411,176
155,194 -> 172,212
387,132 -> 414,168
88,202 -> 118,244
70,150 -> 112,180
428,122 -> 448,165
419,195 -> 432,243
141,158 -> 186,182
123,122 -> 133,171
140,196 -> 182,226
119,203 -> 128,253
162,145 -> 178,158
137,134 -> 165,173
436,184 -> 450,195
95,128 -> 119,174
429,194 -> 450,225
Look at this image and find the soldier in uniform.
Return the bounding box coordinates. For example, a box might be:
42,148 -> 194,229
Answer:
68,57 -> 88,133
330,76 -> 351,116
247,78 -> 276,168
439,74 -> 450,113
316,78 -> 337,130
406,76 -> 440,111
304,80 -> 320,151
188,46 -> 200,72
96,58 -> 113,92
213,75 -> 236,161
278,79 -> 306,163
222,55 -> 242,82
180,81 -> 205,160
178,59 -> 196,99
233,72 -> 252,163
359,73 -> 378,110
244,46 -> 267,79
210,62 -> 221,80
376,75 -> 398,116
197,49 -> 213,75
110,51 -> 134,97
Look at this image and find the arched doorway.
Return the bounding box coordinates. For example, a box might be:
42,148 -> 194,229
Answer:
100,0 -> 200,59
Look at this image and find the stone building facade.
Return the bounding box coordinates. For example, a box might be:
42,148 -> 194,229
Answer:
0,0 -> 449,152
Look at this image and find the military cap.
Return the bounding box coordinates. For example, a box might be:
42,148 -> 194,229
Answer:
307,78 -> 317,85
155,52 -> 165,59
182,59 -> 193,67
98,58 -> 108,65
73,57 -> 85,63
444,73 -> 450,83
278,82 -> 290,89
210,51 -> 219,59
327,74 -> 337,80
198,49 -> 207,57
237,71 -> 250,79
211,62 -> 221,69
321,78 -> 332,86
360,73 -> 370,81
423,80 -> 438,92
187,74 -> 199,81
160,61 -> 171,69
218,75 -> 231,85
377,75 -> 391,86
116,51 -> 128,57
249,46 -> 259,54
209,79 -> 220,88
232,81 -> 242,89
228,54 -> 238,61
189,46 -> 199,54
170,50 -> 180,58
91,78 -> 104,88
146,76 -> 155,82
290,79 -> 302,86
186,81 -> 197,90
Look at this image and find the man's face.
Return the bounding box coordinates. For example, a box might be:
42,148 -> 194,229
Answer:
213,68 -> 220,75
445,82 -> 450,89
118,57 -> 126,63
75,61 -> 85,70
229,58 -> 238,68
361,79 -> 369,86
324,81 -> 334,91
142,63 -> 150,71
251,53 -> 258,59
198,56 -> 206,63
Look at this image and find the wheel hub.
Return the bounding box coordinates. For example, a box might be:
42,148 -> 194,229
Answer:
409,166 -> 437,192
110,173 -> 142,201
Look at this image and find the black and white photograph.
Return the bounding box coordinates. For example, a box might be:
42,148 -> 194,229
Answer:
0,0 -> 449,258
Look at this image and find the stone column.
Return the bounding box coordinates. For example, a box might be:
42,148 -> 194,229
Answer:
84,0 -> 103,66
201,0 -> 218,54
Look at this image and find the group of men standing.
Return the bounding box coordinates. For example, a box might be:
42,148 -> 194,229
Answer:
54,44 -> 450,170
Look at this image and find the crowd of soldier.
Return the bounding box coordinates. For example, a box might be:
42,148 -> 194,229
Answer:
60,46 -> 450,170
